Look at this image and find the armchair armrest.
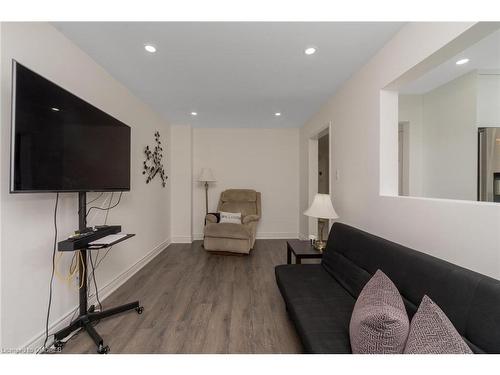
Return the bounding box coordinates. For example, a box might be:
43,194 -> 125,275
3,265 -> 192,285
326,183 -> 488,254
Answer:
206,213 -> 218,224
242,214 -> 260,224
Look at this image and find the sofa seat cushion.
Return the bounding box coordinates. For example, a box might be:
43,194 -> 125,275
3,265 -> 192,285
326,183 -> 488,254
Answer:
275,264 -> 356,353
204,222 -> 251,240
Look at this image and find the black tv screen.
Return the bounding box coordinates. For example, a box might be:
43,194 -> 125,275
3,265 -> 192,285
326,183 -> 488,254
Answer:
10,61 -> 131,193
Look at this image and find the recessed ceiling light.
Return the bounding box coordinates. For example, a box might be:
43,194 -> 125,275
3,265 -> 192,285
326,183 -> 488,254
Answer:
51,107 -> 60,112
144,44 -> 157,53
304,47 -> 316,55
274,112 -> 281,117
191,112 -> 197,116
456,58 -> 469,65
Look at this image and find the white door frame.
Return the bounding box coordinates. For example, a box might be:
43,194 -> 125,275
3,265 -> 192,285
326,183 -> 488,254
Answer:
307,121 -> 333,238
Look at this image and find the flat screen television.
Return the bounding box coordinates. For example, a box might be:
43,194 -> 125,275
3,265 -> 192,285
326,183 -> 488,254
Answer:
10,61 -> 131,193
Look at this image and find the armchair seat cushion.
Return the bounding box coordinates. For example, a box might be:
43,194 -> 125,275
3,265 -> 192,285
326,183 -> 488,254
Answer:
204,222 -> 252,240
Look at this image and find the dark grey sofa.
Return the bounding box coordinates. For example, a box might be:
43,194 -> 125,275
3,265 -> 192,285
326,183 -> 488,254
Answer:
275,222 -> 500,353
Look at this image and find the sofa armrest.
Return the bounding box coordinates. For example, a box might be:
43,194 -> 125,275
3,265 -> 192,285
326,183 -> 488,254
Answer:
242,214 -> 260,224
206,213 -> 218,224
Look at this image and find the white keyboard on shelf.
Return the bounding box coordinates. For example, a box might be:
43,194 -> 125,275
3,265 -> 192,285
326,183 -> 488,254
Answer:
88,233 -> 128,246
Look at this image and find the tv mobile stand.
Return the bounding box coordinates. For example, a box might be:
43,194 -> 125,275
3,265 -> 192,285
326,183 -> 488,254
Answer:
52,192 -> 143,354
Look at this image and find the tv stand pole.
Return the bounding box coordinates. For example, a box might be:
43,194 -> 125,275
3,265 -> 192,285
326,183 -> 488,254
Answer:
52,192 -> 143,354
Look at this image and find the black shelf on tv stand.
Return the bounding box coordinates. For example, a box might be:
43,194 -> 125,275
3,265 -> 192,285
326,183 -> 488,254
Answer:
52,192 -> 143,354
86,234 -> 136,250
57,225 -> 136,251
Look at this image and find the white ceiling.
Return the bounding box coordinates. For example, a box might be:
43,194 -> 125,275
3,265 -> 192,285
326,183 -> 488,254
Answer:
54,22 -> 403,128
400,27 -> 500,95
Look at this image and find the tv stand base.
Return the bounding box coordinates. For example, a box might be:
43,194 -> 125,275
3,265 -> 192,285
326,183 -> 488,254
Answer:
53,301 -> 143,354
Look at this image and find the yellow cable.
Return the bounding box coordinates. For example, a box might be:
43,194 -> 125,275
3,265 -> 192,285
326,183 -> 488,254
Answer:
55,252 -> 78,285
78,250 -> 86,289
53,247 -> 88,290
58,251 -> 85,290
67,253 -> 79,282
69,252 -> 77,274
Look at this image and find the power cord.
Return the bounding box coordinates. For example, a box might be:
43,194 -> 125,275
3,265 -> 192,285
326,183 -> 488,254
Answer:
88,252 -> 102,312
87,191 -> 114,311
41,192 -> 59,352
95,246 -> 114,269
77,192 -> 104,215
86,192 -> 122,218
104,192 -> 113,225
68,245 -> 113,327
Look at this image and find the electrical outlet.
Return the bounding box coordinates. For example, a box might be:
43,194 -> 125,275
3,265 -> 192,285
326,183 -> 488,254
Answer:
335,170 -> 340,181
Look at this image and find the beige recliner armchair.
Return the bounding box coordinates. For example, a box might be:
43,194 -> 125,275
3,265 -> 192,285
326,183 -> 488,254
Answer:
204,189 -> 261,254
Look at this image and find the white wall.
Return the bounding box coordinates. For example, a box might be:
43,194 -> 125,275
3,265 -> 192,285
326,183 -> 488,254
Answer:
478,72 -> 500,126
300,22 -> 500,279
298,126 -> 309,239
170,125 -> 193,243
398,95 -> 423,196
421,71 -> 477,200
191,128 -> 299,239
399,72 -> 477,200
0,23 -> 171,349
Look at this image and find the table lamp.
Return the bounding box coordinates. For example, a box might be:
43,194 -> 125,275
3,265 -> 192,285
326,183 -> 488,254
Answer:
199,168 -> 216,214
304,193 -> 339,251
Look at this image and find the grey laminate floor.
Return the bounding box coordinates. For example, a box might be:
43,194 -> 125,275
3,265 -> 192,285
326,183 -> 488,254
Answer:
61,240 -> 302,354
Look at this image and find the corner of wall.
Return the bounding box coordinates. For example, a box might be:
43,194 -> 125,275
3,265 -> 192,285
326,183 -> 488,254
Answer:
379,89 -> 399,196
170,124 -> 193,243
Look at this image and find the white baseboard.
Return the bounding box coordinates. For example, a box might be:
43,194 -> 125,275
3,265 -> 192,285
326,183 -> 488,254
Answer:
192,233 -> 203,241
22,237 -> 171,352
298,233 -> 309,240
191,232 -> 298,241
171,236 -> 193,243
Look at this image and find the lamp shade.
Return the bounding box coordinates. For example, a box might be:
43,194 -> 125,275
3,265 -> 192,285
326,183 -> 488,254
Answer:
304,193 -> 339,219
199,168 -> 216,182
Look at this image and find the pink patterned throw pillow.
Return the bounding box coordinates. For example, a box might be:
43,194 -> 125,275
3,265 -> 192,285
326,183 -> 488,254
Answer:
404,295 -> 472,354
349,270 -> 410,354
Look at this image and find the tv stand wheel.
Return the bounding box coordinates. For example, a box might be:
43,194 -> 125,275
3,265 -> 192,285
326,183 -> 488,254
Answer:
97,344 -> 110,354
53,339 -> 64,350
136,306 -> 144,314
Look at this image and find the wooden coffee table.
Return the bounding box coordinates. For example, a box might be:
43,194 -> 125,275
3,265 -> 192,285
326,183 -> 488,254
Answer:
286,239 -> 323,264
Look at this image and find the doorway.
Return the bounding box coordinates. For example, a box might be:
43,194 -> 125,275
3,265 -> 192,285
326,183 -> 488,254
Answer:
318,133 -> 330,195
317,132 -> 329,240
307,122 -> 332,240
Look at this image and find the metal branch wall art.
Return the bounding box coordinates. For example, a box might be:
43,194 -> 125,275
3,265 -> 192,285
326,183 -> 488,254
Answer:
143,131 -> 167,187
